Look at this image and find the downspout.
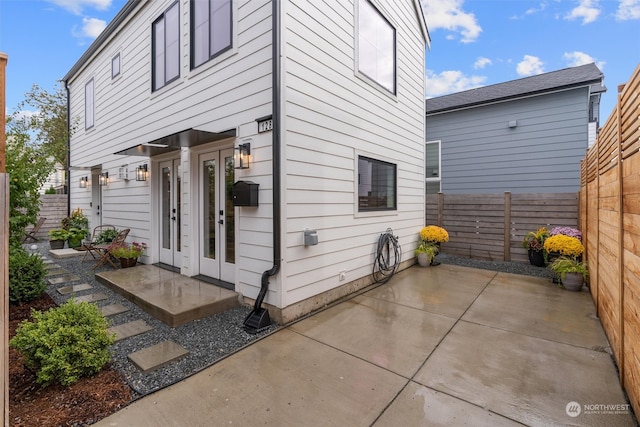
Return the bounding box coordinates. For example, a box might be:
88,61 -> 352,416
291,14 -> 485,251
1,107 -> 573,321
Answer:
64,81 -> 71,216
243,0 -> 281,333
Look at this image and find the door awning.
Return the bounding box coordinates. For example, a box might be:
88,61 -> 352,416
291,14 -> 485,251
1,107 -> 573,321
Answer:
114,128 -> 236,157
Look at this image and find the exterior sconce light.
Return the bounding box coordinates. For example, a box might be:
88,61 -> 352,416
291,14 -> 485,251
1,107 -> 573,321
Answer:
234,142 -> 251,169
99,171 -> 109,186
79,176 -> 89,188
136,164 -> 148,181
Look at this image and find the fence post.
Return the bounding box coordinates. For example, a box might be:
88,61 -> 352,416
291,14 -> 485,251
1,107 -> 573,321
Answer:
1,51 -> 8,427
616,86 -> 625,386
504,192 -> 511,262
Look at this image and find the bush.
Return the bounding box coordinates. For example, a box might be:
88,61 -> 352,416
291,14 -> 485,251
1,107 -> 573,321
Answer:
9,299 -> 115,386
9,247 -> 46,304
44,186 -> 56,194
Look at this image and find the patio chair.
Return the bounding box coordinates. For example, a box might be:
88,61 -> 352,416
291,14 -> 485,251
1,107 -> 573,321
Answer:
23,217 -> 46,243
81,225 -> 117,262
93,228 -> 130,270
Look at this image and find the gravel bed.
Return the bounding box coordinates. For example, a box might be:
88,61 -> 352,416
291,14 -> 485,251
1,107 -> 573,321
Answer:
26,243 -> 277,399
25,243 -> 554,398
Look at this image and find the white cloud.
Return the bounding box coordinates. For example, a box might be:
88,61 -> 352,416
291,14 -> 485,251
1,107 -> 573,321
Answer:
616,0 -> 640,20
422,0 -> 482,43
516,55 -> 545,76
46,0 -> 112,15
473,57 -> 492,69
82,17 -> 107,38
563,51 -> 606,70
425,69 -> 487,97
565,0 -> 601,24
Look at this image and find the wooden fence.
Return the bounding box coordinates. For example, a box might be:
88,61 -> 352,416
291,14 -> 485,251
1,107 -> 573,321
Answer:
580,63 -> 640,418
426,192 -> 578,262
23,194 -> 68,241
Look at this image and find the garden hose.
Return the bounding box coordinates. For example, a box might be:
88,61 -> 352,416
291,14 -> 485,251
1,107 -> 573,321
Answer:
373,228 -> 402,284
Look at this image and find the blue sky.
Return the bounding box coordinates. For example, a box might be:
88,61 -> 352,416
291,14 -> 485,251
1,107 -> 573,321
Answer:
423,0 -> 640,120
1,0 -> 639,122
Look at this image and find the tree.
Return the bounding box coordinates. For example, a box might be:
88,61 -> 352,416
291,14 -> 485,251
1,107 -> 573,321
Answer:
13,83 -> 75,167
5,116 -> 54,247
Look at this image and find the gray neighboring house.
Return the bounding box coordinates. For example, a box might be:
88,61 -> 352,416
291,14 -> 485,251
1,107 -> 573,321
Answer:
425,63 -> 605,194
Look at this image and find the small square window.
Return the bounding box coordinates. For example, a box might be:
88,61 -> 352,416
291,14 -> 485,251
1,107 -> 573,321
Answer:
426,141 -> 441,194
85,78 -> 94,130
112,53 -> 121,79
358,156 -> 396,211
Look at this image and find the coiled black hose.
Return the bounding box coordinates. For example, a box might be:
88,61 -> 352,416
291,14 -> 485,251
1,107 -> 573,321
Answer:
373,228 -> 402,284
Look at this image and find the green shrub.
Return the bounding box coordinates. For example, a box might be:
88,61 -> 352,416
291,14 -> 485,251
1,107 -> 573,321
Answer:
9,299 -> 115,386
44,186 -> 56,194
9,247 -> 46,304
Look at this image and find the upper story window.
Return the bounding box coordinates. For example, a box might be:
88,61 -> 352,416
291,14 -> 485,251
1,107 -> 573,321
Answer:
112,53 -> 121,79
358,156 -> 396,211
191,0 -> 232,69
152,2 -> 180,91
85,78 -> 94,130
426,141 -> 441,194
357,0 -> 396,94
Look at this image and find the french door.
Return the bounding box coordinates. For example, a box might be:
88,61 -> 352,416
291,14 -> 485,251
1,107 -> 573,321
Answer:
159,159 -> 181,268
199,149 -> 235,283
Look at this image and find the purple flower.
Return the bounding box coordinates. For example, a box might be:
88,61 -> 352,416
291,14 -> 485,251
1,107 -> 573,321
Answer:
549,227 -> 582,241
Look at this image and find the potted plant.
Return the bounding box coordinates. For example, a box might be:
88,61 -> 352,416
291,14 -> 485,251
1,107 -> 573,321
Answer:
61,207 -> 89,231
543,234 -> 584,259
522,227 -> 550,267
67,227 -> 89,249
549,226 -> 582,241
48,229 -> 69,250
548,256 -> 589,291
108,242 -> 147,268
419,225 -> 449,266
415,242 -> 438,267
95,228 -> 119,244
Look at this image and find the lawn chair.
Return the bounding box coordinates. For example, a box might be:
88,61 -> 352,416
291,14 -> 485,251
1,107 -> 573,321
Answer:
93,228 -> 130,269
81,225 -> 117,262
23,217 -> 46,243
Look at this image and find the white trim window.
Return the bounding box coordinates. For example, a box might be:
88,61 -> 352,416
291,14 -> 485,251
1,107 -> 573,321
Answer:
152,2 -> 180,91
358,155 -> 397,211
357,0 -> 396,94
112,53 -> 121,79
85,78 -> 94,130
191,0 -> 232,69
426,140 -> 441,194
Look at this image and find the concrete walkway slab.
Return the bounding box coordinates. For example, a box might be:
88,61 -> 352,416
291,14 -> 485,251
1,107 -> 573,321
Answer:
100,303 -> 129,317
128,341 -> 189,373
75,293 -> 108,303
45,268 -> 68,277
109,320 -> 153,342
49,248 -> 84,259
416,321 -> 634,426
57,283 -> 93,295
48,274 -> 81,285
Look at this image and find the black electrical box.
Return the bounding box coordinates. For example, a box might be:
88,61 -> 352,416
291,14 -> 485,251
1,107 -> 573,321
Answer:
232,180 -> 259,206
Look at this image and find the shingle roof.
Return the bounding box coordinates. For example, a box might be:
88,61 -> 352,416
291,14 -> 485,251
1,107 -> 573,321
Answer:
426,63 -> 605,114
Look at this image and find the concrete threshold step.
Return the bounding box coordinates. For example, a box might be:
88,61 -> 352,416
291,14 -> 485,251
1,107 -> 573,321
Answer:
96,265 -> 240,327
49,248 -> 85,259
128,340 -> 189,373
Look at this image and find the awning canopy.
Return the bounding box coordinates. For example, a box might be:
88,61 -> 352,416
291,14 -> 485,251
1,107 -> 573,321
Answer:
114,128 -> 236,157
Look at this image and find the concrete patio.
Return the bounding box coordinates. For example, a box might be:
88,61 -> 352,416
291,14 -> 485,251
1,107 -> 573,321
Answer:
94,264 -> 636,426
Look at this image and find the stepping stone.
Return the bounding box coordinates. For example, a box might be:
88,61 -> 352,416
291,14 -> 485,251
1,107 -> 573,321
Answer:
48,274 -> 81,285
128,340 -> 189,373
46,268 -> 68,277
57,283 -> 93,295
75,293 -> 108,303
100,303 -> 129,317
43,259 -> 54,264
108,320 -> 153,342
49,248 -> 85,259
44,263 -> 61,270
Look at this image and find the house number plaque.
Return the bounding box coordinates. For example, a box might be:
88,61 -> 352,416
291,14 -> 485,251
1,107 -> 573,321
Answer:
258,119 -> 273,133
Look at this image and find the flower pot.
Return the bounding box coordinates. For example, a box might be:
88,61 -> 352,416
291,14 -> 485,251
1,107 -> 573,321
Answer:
562,272 -> 584,291
50,240 -> 65,250
119,257 -> 138,268
528,249 -> 545,267
417,253 -> 430,267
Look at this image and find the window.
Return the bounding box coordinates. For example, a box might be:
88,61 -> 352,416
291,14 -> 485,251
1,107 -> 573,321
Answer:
426,141 -> 441,194
357,0 -> 396,94
112,53 -> 121,79
152,2 -> 180,91
85,78 -> 94,130
191,0 -> 232,69
358,156 -> 396,211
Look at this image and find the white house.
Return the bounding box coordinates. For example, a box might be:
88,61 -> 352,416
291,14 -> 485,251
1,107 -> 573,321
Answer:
63,0 -> 429,325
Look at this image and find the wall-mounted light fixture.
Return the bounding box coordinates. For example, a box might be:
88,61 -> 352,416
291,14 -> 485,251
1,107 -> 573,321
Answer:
79,176 -> 89,188
234,142 -> 251,170
136,164 -> 148,181
99,171 -> 109,186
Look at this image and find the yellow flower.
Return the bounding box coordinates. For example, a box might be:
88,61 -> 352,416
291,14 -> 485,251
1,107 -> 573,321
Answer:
420,225 -> 449,243
543,234 -> 584,257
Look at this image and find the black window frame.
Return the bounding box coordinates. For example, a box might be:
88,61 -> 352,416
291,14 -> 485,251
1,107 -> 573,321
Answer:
190,0 -> 233,70
152,1 -> 180,92
358,155 -> 397,212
